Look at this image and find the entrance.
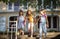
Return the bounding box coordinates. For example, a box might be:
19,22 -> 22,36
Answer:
48,15 -> 59,31
8,16 -> 17,39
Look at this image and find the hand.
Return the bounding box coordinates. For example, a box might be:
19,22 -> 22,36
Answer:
46,24 -> 49,28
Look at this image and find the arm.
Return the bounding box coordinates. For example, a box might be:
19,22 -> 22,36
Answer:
35,15 -> 40,24
23,17 -> 26,26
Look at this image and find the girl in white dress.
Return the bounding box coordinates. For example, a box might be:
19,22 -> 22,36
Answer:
17,10 -> 26,35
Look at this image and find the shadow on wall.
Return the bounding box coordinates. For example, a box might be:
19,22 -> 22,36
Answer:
51,34 -> 60,39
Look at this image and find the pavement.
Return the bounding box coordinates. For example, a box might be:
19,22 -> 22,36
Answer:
17,32 -> 60,39
0,32 -> 60,39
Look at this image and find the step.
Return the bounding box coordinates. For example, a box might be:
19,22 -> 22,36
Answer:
20,35 -> 28,37
27,37 -> 36,39
18,35 -> 28,39
0,35 -> 9,39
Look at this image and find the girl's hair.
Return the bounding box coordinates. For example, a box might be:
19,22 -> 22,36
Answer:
19,10 -> 23,16
40,9 -> 45,11
39,9 -> 46,14
26,10 -> 32,16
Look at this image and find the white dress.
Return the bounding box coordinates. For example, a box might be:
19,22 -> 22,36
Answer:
17,16 -> 25,30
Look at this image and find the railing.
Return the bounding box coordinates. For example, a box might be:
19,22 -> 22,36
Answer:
8,21 -> 17,39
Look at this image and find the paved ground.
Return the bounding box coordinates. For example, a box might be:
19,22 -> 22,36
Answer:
17,32 -> 60,39
0,32 -> 60,39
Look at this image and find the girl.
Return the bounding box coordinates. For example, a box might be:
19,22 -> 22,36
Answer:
17,10 -> 26,35
26,10 -> 34,37
39,9 -> 49,39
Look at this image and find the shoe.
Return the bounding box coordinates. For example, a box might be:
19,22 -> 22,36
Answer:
39,38 -> 42,39
31,35 -> 33,37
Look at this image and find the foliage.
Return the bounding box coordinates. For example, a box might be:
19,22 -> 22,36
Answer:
0,0 -> 60,8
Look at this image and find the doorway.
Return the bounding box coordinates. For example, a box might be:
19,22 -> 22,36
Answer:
48,15 -> 59,31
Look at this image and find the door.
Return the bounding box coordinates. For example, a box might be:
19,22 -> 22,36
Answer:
47,15 -> 59,31
53,16 -> 59,30
8,16 -> 17,39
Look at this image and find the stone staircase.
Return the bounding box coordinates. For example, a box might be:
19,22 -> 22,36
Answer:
18,35 -> 36,39
0,32 -> 60,39
17,34 -> 51,39
17,32 -> 60,39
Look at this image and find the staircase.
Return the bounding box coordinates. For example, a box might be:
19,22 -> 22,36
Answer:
0,32 -> 60,39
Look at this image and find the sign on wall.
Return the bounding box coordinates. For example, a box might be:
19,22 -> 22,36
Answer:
0,16 -> 6,32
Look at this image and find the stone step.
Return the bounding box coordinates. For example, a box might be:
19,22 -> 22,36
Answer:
18,35 -> 36,39
17,34 -> 52,39
18,35 -> 28,39
27,37 -> 36,39
20,35 -> 28,37
0,35 -> 8,39
11,32 -> 60,39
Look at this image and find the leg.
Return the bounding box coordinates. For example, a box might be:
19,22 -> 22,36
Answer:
21,23 -> 24,35
21,30 -> 24,35
28,23 -> 30,32
43,24 -> 47,38
17,29 -> 20,35
30,23 -> 34,37
19,29 -> 22,35
39,23 -> 43,39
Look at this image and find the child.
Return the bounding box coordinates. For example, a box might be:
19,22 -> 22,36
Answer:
17,10 -> 26,35
26,10 -> 34,37
39,9 -> 49,39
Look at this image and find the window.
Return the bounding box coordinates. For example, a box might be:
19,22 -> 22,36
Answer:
14,0 -> 19,11
8,2 -> 12,10
8,0 -> 20,11
0,16 -> 6,32
48,16 -> 58,29
8,16 -> 17,32
7,2 -> 14,11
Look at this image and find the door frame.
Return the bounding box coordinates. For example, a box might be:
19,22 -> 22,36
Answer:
47,14 -> 59,31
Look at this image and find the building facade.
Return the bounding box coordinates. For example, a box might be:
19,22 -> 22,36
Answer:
0,1 -> 60,33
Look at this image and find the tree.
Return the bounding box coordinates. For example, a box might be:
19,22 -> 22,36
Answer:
0,0 -> 60,8
0,0 -> 8,4
38,0 -> 57,9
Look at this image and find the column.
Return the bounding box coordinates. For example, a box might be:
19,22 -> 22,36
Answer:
59,16 -> 60,31
57,16 -> 59,31
12,3 -> 14,11
51,16 -> 53,29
